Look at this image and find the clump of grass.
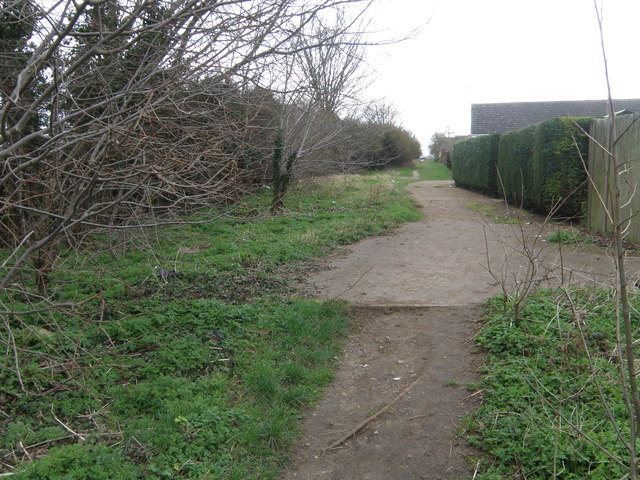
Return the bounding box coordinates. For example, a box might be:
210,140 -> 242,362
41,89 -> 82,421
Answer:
1,174 -> 420,479
467,202 -> 535,225
493,217 -> 525,225
547,229 -> 595,244
466,201 -> 496,213
465,288 -> 633,479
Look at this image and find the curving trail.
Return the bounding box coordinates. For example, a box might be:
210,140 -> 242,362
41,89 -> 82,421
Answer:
283,179 -> 635,480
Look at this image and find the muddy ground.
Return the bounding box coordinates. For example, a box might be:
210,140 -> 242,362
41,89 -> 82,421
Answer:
282,179 -> 639,480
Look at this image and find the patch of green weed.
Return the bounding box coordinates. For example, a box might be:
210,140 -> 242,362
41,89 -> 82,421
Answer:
467,202 -> 496,213
467,202 -> 534,225
466,288 -> 634,479
18,444 -> 140,480
547,229 -> 595,245
493,217 -> 525,225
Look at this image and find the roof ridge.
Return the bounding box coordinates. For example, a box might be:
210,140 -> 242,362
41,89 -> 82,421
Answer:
471,99 -> 640,134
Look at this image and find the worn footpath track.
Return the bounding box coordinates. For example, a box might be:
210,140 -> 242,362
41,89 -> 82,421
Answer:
282,179 -> 631,480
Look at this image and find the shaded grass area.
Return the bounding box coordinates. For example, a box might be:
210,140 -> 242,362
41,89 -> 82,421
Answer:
466,288 -> 639,479
1,175 -> 421,479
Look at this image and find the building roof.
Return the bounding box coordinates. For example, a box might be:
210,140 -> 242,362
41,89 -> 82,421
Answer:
470,99 -> 640,134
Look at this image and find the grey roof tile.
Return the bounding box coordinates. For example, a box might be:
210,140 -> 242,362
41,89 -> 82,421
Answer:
471,99 -> 640,134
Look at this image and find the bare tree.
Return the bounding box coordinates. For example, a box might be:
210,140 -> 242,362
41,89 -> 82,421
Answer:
0,0 -> 372,294
262,8 -> 373,211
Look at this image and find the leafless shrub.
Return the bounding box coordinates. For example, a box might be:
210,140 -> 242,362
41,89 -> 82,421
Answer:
0,0 -> 379,293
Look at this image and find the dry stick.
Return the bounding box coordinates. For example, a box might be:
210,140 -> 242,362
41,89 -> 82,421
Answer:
472,460 -> 481,479
404,414 -> 429,421
4,320 -> 26,393
51,405 -> 86,442
463,389 -> 484,404
462,328 -> 483,346
18,442 -> 31,462
322,376 -> 421,453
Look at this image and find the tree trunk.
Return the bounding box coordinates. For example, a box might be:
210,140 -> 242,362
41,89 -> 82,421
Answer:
270,135 -> 297,214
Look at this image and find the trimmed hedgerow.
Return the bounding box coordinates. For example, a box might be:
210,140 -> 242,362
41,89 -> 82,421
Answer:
531,117 -> 591,218
496,124 -> 536,210
497,117 -> 591,218
451,133 -> 500,196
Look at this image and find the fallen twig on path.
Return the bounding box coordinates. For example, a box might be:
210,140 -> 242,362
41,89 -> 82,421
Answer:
322,376 -> 421,454
404,414 -> 429,421
472,460 -> 480,479
333,266 -> 374,299
463,389 -> 484,404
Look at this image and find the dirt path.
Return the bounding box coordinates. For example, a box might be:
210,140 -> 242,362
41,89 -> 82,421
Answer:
283,180 -> 636,480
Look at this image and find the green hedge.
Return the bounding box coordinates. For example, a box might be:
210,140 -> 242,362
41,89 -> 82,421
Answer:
496,117 -> 591,218
451,133 -> 500,196
532,117 -> 591,218
452,118 -> 591,218
496,124 -> 536,208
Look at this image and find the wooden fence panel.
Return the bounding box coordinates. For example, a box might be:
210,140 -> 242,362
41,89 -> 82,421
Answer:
588,114 -> 640,243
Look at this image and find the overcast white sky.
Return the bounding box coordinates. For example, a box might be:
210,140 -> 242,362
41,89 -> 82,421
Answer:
363,0 -> 640,151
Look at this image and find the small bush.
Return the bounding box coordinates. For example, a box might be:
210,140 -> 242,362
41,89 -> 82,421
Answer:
366,125 -> 422,169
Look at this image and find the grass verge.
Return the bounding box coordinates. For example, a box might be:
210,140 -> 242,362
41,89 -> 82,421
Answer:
1,174 -> 421,479
363,160 -> 452,182
413,160 -> 452,181
465,288 -> 638,479
466,201 -> 533,225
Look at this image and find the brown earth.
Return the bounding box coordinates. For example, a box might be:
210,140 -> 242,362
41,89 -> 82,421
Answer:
282,179 -> 640,480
